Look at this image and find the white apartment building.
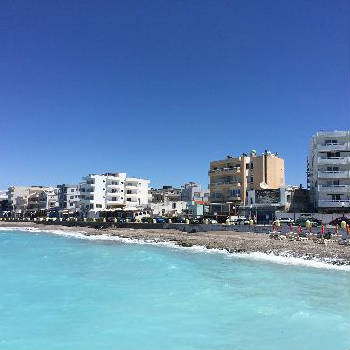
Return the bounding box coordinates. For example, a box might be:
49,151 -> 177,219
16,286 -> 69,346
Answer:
308,130 -> 350,212
124,177 -> 151,208
57,184 -> 80,213
80,172 -> 150,217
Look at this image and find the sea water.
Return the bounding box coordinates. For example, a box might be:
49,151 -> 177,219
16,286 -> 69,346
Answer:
0,229 -> 349,350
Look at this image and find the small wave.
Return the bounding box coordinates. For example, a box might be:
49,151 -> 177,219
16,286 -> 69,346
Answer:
1,226 -> 350,271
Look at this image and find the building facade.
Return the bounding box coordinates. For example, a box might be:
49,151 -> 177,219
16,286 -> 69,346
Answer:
80,172 -> 150,217
180,182 -> 210,202
209,150 -> 285,215
57,184 -> 80,214
150,186 -> 182,203
308,130 -> 350,213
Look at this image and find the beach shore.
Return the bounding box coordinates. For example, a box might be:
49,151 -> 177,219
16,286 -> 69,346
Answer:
1,221 -> 349,266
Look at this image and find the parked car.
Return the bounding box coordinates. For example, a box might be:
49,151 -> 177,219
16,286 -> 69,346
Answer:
278,217 -> 294,224
172,217 -> 186,223
155,217 -> 166,223
329,217 -> 350,226
208,219 -> 218,224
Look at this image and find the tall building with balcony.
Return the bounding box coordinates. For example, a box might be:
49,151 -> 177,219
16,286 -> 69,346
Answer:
80,172 -> 150,217
209,150 -> 285,215
57,184 -> 80,214
308,130 -> 350,212
80,173 -> 126,216
124,177 -> 151,208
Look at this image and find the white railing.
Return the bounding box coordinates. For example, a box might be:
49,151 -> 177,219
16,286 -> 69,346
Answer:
318,170 -> 350,179
318,157 -> 350,165
318,185 -> 350,193
317,143 -> 350,152
318,200 -> 350,208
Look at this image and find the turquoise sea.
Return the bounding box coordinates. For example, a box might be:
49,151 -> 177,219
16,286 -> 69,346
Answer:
0,228 -> 349,350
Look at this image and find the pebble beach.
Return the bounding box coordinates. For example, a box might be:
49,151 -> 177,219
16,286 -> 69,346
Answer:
1,221 -> 350,266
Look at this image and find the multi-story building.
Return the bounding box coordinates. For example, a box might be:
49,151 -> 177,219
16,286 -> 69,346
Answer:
26,187 -> 59,214
308,130 -> 350,213
80,172 -> 150,217
7,186 -> 59,216
124,177 -> 151,208
7,186 -> 30,215
150,186 -> 182,203
57,184 -> 80,214
209,150 -> 285,215
180,182 -> 210,202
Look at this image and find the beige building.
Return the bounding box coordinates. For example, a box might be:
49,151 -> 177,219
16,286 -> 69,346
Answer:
209,150 -> 285,214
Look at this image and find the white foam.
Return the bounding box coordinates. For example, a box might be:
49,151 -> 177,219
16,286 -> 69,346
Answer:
1,226 -> 350,271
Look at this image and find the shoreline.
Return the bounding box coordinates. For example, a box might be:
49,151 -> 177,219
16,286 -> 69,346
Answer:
1,222 -> 350,269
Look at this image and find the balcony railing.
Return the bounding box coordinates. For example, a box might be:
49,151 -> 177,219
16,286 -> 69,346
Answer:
318,170 -> 350,179
317,143 -> 350,152
208,167 -> 241,175
210,181 -> 241,186
317,157 -> 350,165
318,184 -> 350,193
318,200 -> 350,208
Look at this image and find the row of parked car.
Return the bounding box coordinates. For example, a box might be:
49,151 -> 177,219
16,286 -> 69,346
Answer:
278,216 -> 350,227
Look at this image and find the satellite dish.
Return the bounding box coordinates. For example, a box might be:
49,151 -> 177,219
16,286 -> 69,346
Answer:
259,182 -> 268,189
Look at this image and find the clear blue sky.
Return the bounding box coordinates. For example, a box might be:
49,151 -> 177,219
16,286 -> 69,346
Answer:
0,0 -> 349,189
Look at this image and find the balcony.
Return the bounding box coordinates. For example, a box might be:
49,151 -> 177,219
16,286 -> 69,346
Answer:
318,171 -> 350,179
106,199 -> 123,204
317,143 -> 350,152
210,181 -> 241,187
208,168 -> 241,176
107,184 -> 122,189
316,131 -> 349,138
317,157 -> 350,165
318,185 -> 350,193
318,200 -> 350,208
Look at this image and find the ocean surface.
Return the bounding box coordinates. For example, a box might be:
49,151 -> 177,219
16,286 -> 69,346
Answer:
0,228 -> 349,350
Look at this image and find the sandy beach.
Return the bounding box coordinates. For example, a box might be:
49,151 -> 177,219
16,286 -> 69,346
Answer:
1,221 -> 350,266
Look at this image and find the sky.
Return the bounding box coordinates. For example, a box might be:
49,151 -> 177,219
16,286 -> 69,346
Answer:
0,0 -> 349,190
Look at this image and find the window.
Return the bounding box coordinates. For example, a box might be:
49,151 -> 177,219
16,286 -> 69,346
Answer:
112,197 -> 117,201
71,189 -> 74,192
331,194 -> 341,200
127,198 -> 131,201
250,177 -> 253,183
89,204 -> 94,209
325,139 -> 338,145
127,190 -> 132,194
96,204 -> 102,208
70,196 -> 74,199
246,164 -> 249,169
